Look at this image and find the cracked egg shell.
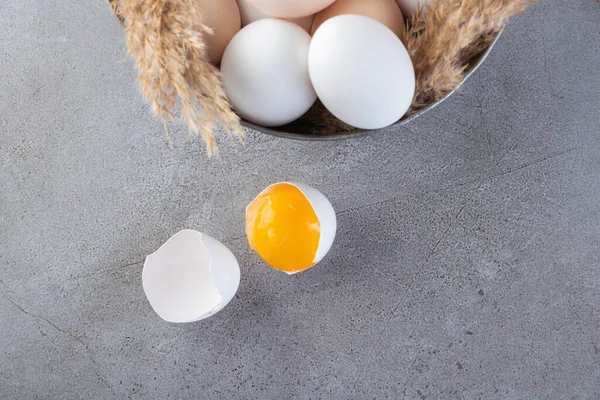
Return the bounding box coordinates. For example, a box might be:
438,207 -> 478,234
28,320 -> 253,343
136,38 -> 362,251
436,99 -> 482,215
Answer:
246,182 -> 337,274
142,230 -> 240,323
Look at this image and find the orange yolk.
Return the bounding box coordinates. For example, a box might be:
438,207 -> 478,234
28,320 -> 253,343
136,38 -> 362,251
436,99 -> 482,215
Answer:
246,183 -> 321,273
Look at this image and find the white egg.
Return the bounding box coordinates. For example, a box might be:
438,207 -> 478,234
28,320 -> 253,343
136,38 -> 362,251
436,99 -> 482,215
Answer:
236,0 -> 314,32
221,19 -> 317,127
142,230 -> 240,323
308,15 -> 415,130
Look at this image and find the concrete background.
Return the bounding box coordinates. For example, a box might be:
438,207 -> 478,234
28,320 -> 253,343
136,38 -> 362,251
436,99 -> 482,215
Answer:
1,0 -> 599,398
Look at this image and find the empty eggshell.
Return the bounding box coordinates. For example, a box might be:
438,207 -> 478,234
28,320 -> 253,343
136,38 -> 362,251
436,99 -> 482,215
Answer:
312,0 -> 405,40
196,0 -> 241,64
248,0 -> 335,18
142,230 -> 240,323
308,15 -> 415,130
236,0 -> 315,32
221,19 -> 317,127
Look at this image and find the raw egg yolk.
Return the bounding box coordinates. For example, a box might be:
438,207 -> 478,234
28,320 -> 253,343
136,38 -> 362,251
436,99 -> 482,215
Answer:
246,183 -> 321,273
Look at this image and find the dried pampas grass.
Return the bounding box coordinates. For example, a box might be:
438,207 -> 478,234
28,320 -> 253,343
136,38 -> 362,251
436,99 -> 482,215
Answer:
406,0 -> 535,114
110,0 -> 242,156
109,0 -> 534,147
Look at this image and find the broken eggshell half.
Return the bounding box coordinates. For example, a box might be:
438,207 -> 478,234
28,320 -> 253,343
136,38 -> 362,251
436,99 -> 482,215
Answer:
142,230 -> 240,323
246,182 -> 337,275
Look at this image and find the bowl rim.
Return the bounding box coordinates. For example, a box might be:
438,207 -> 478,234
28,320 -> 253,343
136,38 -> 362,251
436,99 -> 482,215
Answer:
241,29 -> 504,141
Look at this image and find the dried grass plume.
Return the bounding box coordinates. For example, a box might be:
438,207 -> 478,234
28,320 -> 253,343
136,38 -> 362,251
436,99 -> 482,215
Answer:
110,0 -> 243,156
406,0 -> 536,114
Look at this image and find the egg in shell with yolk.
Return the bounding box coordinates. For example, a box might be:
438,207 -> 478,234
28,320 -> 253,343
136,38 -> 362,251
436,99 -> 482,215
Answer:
246,183 -> 337,274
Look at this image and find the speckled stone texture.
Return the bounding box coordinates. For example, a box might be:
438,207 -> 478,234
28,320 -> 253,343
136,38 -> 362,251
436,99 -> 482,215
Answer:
1,0 -> 599,398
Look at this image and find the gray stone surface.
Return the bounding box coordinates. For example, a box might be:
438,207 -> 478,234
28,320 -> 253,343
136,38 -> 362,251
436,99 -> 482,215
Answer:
1,0 -> 599,398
